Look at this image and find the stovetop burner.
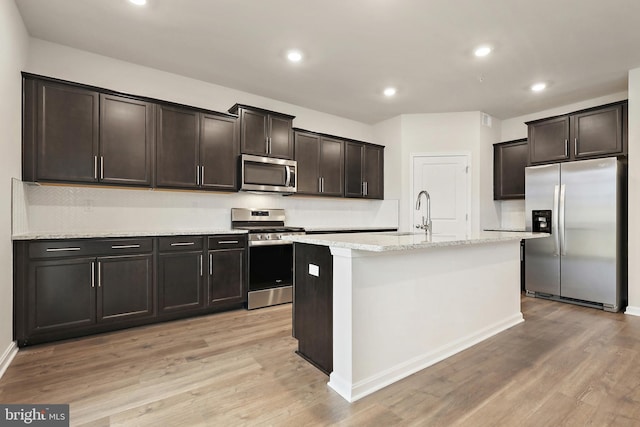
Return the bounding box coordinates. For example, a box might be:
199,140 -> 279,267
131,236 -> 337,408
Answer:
231,208 -> 305,246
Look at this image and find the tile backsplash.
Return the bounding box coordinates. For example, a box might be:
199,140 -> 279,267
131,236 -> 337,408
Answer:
16,182 -> 399,235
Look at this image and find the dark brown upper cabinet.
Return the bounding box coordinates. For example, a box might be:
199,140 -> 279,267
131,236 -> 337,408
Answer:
344,141 -> 384,199
294,130 -> 344,197
23,77 -> 153,186
24,79 -> 99,183
527,101 -> 626,165
229,104 -> 294,159
100,94 -> 154,186
156,105 -> 238,191
493,139 -> 528,200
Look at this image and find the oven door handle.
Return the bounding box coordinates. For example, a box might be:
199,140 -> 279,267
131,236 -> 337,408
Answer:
249,240 -> 294,247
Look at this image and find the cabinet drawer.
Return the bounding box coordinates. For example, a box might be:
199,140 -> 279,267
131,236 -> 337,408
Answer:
29,240 -> 95,259
93,238 -> 153,254
208,235 -> 246,250
158,236 -> 204,252
28,238 -> 154,259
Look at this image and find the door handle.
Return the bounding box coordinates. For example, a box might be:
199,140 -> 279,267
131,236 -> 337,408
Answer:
318,177 -> 322,193
285,165 -> 291,187
46,247 -> 81,252
94,156 -> 98,179
559,184 -> 566,256
111,244 -> 141,249
574,138 -> 577,156
552,184 -> 560,256
209,253 -> 213,276
97,261 -> 102,287
199,255 -> 203,277
171,242 -> 195,246
100,156 -> 104,180
91,261 -> 95,288
218,240 -> 239,244
196,166 -> 200,186
564,139 -> 568,157
201,166 -> 205,185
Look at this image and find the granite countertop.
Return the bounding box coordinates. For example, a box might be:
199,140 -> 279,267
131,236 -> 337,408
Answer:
303,226 -> 398,233
12,229 -> 248,241
284,230 -> 548,252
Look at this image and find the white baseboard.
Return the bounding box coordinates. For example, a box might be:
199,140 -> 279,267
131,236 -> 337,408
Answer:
336,313 -> 524,403
0,341 -> 18,380
625,306 -> 640,317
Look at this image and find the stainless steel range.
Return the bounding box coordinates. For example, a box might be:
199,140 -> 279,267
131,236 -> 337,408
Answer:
231,208 -> 304,309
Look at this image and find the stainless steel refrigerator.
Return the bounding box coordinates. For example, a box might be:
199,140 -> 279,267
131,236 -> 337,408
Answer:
524,157 -> 625,312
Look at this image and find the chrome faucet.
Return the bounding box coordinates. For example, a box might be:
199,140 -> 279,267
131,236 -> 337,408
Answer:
415,190 -> 432,235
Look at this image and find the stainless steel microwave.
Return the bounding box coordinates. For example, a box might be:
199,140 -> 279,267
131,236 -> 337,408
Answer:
240,154 -> 297,193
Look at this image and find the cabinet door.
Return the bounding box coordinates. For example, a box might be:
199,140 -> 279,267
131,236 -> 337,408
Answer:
158,251 -> 205,313
240,109 -> 268,155
208,249 -> 245,306
363,145 -> 383,199
294,132 -> 321,195
100,94 -> 154,186
97,254 -> 154,323
344,142 -> 364,198
319,137 -> 344,197
528,116 -> 570,164
156,105 -> 199,188
293,243 -> 333,374
200,114 -> 238,190
268,115 -> 293,159
28,258 -> 96,335
572,105 -> 623,159
494,139 -> 528,200
36,82 -> 99,182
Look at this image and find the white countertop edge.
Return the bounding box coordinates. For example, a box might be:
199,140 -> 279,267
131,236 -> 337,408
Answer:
12,229 -> 248,240
284,231 -> 548,252
303,226 -> 399,232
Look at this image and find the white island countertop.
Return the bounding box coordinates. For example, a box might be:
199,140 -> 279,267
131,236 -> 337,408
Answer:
284,230 -> 547,252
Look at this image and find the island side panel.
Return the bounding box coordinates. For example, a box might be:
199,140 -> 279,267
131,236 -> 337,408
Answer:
329,240 -> 522,402
293,243 -> 333,374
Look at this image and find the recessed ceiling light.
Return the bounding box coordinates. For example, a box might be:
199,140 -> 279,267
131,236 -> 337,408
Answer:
383,87 -> 397,97
474,46 -> 492,57
287,50 -> 303,63
129,0 -> 146,5
531,82 -> 547,92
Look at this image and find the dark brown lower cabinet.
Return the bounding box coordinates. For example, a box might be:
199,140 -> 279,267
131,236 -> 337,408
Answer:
209,249 -> 245,306
158,251 -> 205,313
28,257 -> 96,335
98,254 -> 153,322
293,243 -> 333,374
15,235 -> 247,347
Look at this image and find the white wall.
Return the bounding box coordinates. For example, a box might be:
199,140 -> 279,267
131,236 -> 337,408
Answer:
372,116 -> 402,202
0,0 -> 29,374
26,39 -> 374,143
626,68 -> 640,315
480,116 -> 502,230
398,112 -> 488,232
498,90 -> 629,229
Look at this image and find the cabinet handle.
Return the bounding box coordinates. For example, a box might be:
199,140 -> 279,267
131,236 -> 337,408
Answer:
209,253 -> 213,276
46,247 -> 81,252
574,138 -> 577,156
171,242 -> 195,246
100,156 -> 104,180
94,156 -> 98,179
201,166 -> 205,185
218,240 -> 239,244
321,177 -> 324,193
564,139 -> 568,157
97,261 -> 102,288
196,166 -> 200,186
91,261 -> 95,288
266,137 -> 269,154
111,244 -> 141,249
318,177 -> 322,193
199,255 -> 203,277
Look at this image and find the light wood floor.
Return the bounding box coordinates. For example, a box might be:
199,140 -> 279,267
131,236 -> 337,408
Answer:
2,296 -> 640,426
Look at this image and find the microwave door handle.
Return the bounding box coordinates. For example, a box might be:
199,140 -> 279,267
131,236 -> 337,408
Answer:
285,165 -> 291,187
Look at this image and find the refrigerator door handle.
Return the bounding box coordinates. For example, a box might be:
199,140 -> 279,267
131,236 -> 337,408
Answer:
552,184 -> 560,256
559,184 -> 566,256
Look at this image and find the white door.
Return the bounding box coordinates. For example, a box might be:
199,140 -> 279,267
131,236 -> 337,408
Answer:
411,154 -> 470,238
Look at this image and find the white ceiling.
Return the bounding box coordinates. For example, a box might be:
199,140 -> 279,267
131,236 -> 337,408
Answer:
14,0 -> 640,124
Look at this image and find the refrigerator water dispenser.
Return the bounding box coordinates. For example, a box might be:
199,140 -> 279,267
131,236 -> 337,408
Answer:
532,210 -> 552,233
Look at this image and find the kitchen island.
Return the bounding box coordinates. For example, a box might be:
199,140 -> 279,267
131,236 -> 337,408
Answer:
286,231 -> 547,402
